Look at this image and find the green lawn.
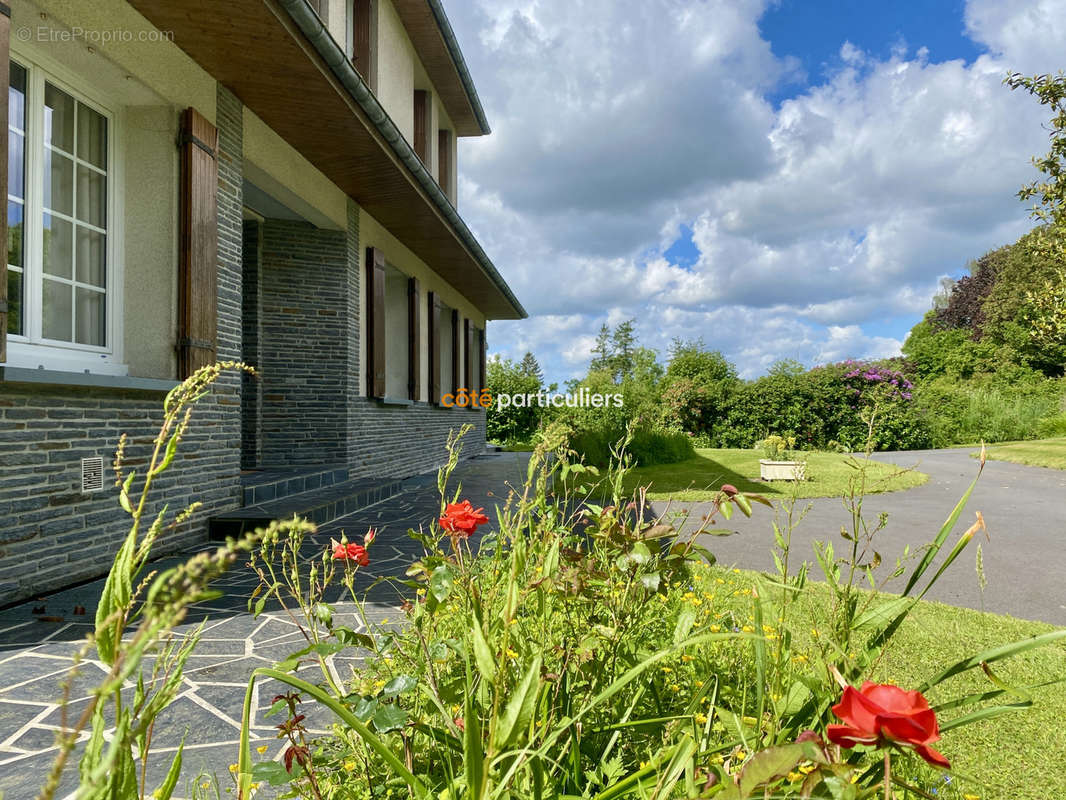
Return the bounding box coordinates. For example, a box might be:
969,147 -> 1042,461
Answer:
974,437 -> 1066,470
704,565 -> 1066,799
620,448 -> 927,500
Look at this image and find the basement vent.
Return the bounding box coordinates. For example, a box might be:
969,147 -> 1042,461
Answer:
81,457 -> 105,493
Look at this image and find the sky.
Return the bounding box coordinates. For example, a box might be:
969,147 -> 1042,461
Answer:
447,0 -> 1066,382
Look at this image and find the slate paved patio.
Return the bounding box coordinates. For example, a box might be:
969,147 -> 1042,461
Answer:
0,451 -> 529,800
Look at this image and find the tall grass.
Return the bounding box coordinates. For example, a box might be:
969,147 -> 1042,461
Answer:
919,379 -> 1066,446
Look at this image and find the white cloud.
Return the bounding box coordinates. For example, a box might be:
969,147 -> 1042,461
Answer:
446,0 -> 1066,382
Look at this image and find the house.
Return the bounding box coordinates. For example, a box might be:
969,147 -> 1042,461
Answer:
0,0 -> 525,603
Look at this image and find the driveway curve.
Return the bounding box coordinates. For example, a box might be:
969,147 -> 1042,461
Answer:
650,448 -> 1066,624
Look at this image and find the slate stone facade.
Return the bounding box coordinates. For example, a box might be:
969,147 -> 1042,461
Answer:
0,81 -> 488,605
0,85 -> 246,602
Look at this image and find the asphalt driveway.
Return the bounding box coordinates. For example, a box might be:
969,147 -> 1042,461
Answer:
650,448 -> 1066,624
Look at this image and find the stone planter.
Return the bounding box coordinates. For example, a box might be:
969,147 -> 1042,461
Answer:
759,459 -> 806,481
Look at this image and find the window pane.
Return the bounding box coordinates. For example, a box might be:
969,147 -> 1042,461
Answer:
8,132 -> 24,199
8,201 -> 23,268
6,270 -> 20,335
77,104 -> 107,169
9,62 -> 26,132
42,277 -> 73,341
44,82 -> 75,153
43,214 -> 73,279
76,165 -> 106,228
45,149 -> 74,215
75,287 -> 105,346
76,228 -> 106,287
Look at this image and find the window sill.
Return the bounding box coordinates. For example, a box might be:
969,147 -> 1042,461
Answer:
0,366 -> 178,393
376,396 -> 414,407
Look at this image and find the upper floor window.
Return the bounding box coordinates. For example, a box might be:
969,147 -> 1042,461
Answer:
6,56 -> 116,368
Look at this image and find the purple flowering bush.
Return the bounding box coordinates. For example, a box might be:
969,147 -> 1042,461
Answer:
718,359 -> 932,451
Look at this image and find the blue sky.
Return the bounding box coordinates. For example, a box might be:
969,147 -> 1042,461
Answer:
447,0 -> 1063,382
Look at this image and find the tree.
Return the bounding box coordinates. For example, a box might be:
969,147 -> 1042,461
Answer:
485,356 -> 542,443
666,338 -> 737,384
519,351 -> 544,384
610,320 -> 637,380
1006,71 -> 1066,372
1006,71 -> 1066,257
589,324 -> 612,374
660,339 -> 739,436
588,320 -> 641,382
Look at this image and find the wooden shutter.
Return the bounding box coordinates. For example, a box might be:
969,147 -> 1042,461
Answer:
352,0 -> 374,88
177,107 -> 219,378
479,328 -> 487,393
413,90 -> 429,163
407,277 -> 420,401
463,318 -> 473,390
365,246 -> 386,398
0,5 -> 9,363
450,309 -> 460,396
428,292 -> 441,404
437,130 -> 451,195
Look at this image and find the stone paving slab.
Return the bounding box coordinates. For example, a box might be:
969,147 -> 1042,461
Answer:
0,452 -> 529,799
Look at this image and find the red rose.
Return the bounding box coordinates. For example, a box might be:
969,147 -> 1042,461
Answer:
827,682 -> 950,768
331,539 -> 370,566
439,500 -> 489,538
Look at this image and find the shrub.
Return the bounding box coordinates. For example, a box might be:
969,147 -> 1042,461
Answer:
232,428 -> 1066,800
718,360 -> 931,451
568,421 -> 694,467
915,375 -> 1066,446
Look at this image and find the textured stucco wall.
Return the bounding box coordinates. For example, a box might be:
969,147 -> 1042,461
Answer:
242,106 -> 348,230
22,0 -> 217,122
375,0 -> 415,143
124,106 -> 179,380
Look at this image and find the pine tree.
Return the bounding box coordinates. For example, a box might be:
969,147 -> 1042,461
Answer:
589,324 -> 612,373
519,351 -> 544,384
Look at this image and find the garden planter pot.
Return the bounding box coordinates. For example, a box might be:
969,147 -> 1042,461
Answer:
759,459 -> 806,481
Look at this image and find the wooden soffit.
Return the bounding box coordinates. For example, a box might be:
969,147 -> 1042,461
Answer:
126,0 -> 522,319
391,0 -> 487,137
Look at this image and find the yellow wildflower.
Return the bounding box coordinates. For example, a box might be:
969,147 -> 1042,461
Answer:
694,713 -> 708,724
256,745 -> 268,754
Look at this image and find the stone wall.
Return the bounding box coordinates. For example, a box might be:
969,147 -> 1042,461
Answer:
0,84 -> 245,603
258,220 -> 351,467
347,402 -> 485,480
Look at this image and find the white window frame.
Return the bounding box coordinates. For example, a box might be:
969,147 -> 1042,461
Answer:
4,42 -> 126,376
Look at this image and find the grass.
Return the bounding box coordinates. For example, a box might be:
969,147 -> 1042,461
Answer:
973,437 -> 1066,470
488,438 -> 536,452
619,448 -> 928,500
705,565 -> 1066,799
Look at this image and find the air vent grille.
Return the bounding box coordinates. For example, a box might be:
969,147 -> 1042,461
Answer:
81,457 -> 105,493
